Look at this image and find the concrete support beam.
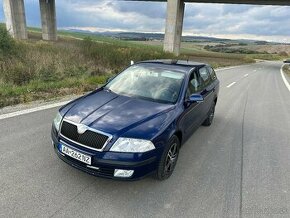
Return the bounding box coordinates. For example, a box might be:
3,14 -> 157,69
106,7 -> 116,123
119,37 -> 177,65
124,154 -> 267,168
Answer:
164,0 -> 185,56
3,0 -> 27,40
39,0 -> 57,41
128,0 -> 290,6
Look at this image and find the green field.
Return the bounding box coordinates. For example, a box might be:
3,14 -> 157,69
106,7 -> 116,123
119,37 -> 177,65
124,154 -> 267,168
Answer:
0,25 -> 286,108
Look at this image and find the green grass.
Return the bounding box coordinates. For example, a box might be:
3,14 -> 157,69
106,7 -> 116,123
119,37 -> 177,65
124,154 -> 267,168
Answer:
0,76 -> 109,108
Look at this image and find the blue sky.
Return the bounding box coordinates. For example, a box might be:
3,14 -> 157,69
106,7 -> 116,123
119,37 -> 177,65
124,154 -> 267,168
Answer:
1,0 -> 290,42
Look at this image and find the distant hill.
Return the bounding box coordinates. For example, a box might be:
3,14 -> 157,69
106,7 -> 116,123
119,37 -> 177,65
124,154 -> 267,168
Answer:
63,28 -> 285,45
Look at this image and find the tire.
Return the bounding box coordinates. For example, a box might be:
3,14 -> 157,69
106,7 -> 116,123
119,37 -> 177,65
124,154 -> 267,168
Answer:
156,135 -> 180,180
202,103 -> 216,126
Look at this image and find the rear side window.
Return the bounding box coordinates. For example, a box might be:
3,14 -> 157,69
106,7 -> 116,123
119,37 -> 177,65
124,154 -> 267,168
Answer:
207,66 -> 217,81
199,67 -> 211,86
186,71 -> 203,97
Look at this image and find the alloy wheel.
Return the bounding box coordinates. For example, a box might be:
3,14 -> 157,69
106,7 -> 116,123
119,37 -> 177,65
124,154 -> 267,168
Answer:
209,106 -> 215,123
164,142 -> 178,174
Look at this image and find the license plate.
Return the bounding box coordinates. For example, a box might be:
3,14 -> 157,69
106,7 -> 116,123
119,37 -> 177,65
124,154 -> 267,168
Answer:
61,144 -> 91,165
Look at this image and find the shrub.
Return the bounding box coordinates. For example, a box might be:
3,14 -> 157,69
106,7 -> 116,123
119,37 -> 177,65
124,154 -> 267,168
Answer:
0,25 -> 15,54
2,61 -> 34,85
38,64 -> 59,82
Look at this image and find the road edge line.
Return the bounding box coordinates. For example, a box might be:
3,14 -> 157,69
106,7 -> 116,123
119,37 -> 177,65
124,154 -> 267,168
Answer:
280,64 -> 290,92
227,82 -> 236,88
0,101 -> 70,120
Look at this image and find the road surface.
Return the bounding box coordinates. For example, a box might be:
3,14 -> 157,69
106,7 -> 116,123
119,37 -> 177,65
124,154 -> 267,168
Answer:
0,61 -> 290,218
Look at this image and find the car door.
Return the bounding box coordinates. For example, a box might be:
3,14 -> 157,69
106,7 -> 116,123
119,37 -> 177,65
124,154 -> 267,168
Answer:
180,70 -> 205,137
198,66 -> 215,119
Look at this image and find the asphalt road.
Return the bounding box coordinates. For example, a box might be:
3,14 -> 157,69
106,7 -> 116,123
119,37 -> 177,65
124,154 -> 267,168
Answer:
1,61 -> 290,218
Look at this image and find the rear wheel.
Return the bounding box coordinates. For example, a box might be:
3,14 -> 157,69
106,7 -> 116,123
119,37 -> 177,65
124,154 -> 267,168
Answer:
203,103 -> 216,126
156,135 -> 180,180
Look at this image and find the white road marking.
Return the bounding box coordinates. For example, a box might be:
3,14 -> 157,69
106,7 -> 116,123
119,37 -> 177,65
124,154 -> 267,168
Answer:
244,74 -> 249,77
215,62 -> 261,72
280,65 -> 290,92
216,66 -> 240,72
227,82 -> 236,88
0,101 -> 70,120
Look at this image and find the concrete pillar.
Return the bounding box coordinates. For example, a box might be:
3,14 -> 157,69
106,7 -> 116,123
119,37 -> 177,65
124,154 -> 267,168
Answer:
39,0 -> 57,41
3,0 -> 28,40
164,0 -> 185,56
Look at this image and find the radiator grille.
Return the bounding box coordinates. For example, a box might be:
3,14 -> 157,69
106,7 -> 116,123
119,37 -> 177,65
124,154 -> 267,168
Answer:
60,121 -> 109,150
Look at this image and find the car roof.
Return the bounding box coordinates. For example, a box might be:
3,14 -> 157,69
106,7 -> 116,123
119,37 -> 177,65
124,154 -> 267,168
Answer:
138,59 -> 207,67
136,59 -> 207,71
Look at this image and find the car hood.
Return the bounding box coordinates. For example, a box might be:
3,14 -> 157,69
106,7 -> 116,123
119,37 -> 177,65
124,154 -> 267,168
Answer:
62,89 -> 175,138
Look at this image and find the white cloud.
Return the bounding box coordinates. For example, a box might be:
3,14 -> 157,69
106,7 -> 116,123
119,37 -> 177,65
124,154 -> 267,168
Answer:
0,0 -> 290,42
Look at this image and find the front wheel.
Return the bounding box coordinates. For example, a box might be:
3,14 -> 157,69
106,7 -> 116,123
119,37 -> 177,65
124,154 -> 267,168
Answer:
203,103 -> 216,126
156,135 -> 180,180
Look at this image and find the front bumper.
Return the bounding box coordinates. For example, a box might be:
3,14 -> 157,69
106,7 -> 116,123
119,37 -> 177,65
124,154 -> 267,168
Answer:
51,126 -> 158,180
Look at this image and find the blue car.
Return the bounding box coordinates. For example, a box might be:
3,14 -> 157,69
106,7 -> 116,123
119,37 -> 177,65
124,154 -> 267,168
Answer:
51,60 -> 219,180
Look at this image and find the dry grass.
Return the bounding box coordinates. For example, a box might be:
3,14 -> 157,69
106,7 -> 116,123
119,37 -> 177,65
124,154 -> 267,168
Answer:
283,64 -> 290,76
0,26 -> 264,108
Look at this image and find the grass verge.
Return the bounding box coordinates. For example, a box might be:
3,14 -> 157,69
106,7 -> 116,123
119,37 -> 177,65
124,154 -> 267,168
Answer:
283,64 -> 290,77
0,76 -> 109,108
1,24 -> 281,108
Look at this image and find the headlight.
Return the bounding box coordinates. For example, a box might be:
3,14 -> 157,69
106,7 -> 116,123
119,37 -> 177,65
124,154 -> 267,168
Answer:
110,137 -> 155,153
53,112 -> 62,132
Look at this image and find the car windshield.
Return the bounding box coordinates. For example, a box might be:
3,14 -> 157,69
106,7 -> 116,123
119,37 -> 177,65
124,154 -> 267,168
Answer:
105,64 -> 185,104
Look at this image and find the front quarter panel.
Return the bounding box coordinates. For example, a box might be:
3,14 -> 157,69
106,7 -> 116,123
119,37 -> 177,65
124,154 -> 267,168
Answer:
118,108 -> 177,148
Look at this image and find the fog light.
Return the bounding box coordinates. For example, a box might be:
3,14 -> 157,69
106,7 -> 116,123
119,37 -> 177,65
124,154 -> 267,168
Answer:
114,169 -> 134,178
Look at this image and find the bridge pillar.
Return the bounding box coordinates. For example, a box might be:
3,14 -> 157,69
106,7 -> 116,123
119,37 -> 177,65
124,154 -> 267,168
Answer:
39,0 -> 57,41
164,0 -> 184,56
3,0 -> 27,40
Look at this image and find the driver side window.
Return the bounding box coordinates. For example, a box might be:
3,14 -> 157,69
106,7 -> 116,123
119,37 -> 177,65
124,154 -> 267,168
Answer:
199,67 -> 210,86
187,71 -> 202,97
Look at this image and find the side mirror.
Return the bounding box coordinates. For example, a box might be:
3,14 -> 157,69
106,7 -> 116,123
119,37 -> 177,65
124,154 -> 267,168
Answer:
187,94 -> 204,103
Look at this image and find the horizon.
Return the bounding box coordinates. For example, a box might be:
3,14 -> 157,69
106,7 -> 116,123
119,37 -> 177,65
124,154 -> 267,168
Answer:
60,26 -> 290,44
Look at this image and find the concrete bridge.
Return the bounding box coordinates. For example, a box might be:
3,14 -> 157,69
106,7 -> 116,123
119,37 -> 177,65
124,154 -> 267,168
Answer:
2,0 -> 290,55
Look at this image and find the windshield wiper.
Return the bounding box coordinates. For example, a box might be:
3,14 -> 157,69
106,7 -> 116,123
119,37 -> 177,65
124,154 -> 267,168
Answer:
103,87 -> 112,92
103,87 -> 118,95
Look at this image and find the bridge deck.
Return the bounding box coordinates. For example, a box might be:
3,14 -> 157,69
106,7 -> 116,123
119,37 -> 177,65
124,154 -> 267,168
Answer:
126,0 -> 290,6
